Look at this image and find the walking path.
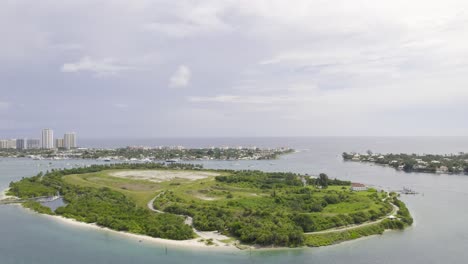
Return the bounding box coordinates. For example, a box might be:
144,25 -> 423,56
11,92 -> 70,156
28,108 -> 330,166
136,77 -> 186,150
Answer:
305,202 -> 398,235
147,192 -> 231,246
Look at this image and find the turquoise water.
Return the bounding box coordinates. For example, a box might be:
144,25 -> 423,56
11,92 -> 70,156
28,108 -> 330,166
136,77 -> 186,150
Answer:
1,137 -> 468,263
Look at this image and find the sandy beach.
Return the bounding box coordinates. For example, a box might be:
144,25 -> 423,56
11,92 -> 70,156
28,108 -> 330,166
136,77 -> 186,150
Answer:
1,186 -> 237,251
0,188 -> 11,200
37,210 -> 238,251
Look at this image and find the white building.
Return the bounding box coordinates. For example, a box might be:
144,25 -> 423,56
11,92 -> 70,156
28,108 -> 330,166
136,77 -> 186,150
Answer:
55,138 -> 64,149
0,139 -> 16,149
16,138 -> 27,150
64,132 -> 77,149
0,140 -> 8,149
42,129 -> 54,149
351,183 -> 368,191
27,139 -> 40,149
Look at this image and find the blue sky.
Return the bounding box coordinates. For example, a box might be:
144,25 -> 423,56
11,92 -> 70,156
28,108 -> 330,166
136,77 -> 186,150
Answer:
1,0 -> 468,138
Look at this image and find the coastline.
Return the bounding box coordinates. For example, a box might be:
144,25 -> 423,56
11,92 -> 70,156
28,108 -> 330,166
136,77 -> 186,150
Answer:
0,188 -> 10,200
0,189 -> 408,252
42,212 -> 239,251
0,187 -> 237,252
40,212 -> 239,252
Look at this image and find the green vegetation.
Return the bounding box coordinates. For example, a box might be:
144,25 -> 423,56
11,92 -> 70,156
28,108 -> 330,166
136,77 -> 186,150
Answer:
393,197 -> 413,225
343,152 -> 468,174
153,170 -> 395,247
22,201 -> 55,215
304,219 -> 405,247
6,163 -> 412,248
56,187 -> 193,239
7,163 -> 201,241
305,196 -> 412,247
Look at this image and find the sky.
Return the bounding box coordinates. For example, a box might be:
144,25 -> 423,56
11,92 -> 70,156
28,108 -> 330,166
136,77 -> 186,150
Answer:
1,0 -> 468,138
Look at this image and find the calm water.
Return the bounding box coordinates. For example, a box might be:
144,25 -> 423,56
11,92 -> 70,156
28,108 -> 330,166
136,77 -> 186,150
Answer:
1,137 -> 468,264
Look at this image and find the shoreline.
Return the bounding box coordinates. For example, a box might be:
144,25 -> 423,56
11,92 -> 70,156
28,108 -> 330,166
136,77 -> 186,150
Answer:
2,184 -> 409,252
35,209 -> 240,252
0,188 -> 11,200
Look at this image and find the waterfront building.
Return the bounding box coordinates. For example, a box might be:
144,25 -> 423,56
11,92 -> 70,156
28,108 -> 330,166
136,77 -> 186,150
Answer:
55,138 -> 64,149
351,183 -> 368,191
27,139 -> 40,149
0,139 -> 17,149
64,132 -> 77,149
41,129 -> 54,149
16,138 -> 27,150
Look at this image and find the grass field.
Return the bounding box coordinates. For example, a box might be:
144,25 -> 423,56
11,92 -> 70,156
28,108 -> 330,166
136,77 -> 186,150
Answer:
63,169 -> 389,220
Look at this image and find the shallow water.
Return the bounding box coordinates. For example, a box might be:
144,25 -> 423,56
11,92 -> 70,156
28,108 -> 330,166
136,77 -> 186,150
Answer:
1,137 -> 468,264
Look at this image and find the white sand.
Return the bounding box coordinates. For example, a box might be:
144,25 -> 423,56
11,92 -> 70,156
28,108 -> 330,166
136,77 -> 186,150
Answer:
109,170 -> 220,182
194,195 -> 218,201
0,188 -> 11,200
39,212 -> 238,251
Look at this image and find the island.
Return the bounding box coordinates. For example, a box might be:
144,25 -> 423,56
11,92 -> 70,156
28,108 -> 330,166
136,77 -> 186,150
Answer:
0,146 -> 294,161
343,151 -> 468,174
2,163 -> 412,249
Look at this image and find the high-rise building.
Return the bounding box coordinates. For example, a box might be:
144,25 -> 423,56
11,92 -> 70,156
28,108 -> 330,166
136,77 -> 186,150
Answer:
41,129 -> 54,149
0,140 -> 8,149
0,139 -> 16,149
27,139 -> 40,149
64,132 -> 77,149
16,138 -> 27,150
55,138 -> 64,149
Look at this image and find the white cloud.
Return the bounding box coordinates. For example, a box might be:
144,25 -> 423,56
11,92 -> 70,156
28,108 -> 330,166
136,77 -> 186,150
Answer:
61,56 -> 133,76
142,1 -> 232,38
169,65 -> 192,88
113,103 -> 129,109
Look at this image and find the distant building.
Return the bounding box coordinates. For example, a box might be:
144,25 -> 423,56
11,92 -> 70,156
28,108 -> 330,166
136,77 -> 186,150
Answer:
42,129 -> 54,149
0,139 -> 16,149
436,166 -> 449,174
27,139 -> 40,149
0,140 -> 8,149
55,138 -> 65,149
64,132 -> 77,149
16,138 -> 27,150
351,183 -> 368,191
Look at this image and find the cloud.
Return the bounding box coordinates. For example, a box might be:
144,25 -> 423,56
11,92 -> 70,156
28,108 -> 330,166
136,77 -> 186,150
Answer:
169,65 -> 192,88
142,1 -> 232,38
0,101 -> 11,110
3,0 -> 468,136
61,56 -> 133,76
53,43 -> 83,51
113,103 -> 129,109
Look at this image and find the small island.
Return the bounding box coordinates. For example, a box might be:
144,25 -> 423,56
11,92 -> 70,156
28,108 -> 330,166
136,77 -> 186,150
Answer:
343,151 -> 468,174
2,163 -> 412,249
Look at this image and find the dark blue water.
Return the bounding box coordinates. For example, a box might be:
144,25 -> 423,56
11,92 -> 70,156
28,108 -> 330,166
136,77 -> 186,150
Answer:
1,137 -> 468,264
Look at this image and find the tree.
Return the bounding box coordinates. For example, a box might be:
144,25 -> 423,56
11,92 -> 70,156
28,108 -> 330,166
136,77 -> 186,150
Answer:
318,173 -> 329,188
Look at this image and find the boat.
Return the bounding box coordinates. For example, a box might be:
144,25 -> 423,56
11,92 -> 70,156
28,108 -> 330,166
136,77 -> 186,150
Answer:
401,187 -> 418,195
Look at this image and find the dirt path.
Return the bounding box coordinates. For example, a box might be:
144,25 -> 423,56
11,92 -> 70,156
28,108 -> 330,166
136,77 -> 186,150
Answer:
305,202 -> 399,235
147,192 -> 232,246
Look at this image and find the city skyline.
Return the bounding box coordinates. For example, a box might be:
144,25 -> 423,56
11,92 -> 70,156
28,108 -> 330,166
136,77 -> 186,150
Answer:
0,128 -> 77,149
